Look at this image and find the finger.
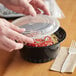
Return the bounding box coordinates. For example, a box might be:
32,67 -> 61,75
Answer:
35,8 -> 42,14
4,5 -> 26,14
2,19 -> 25,33
9,23 -> 25,33
0,35 -> 23,52
3,0 -> 36,16
32,0 -> 50,15
3,27 -> 34,44
19,0 -> 36,16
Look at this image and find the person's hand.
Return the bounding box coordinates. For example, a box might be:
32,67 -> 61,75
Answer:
1,0 -> 50,16
0,18 -> 34,52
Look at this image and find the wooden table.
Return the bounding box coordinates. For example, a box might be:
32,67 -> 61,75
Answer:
0,0 -> 76,76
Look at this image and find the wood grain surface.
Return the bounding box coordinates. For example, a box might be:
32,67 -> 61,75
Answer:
0,0 -> 76,76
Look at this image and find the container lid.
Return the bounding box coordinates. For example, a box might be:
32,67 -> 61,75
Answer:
12,15 -> 60,39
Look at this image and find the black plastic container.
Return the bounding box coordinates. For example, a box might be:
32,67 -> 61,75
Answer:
20,27 -> 66,63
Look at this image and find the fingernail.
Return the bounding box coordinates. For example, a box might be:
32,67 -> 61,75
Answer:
32,14 -> 36,16
28,38 -> 34,43
48,12 -> 51,16
20,28 -> 26,33
21,28 -> 26,31
15,43 -> 24,50
31,12 -> 36,16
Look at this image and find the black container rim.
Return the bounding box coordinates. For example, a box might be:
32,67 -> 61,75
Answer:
24,27 -> 66,49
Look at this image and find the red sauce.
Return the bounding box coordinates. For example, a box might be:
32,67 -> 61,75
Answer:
26,36 -> 54,47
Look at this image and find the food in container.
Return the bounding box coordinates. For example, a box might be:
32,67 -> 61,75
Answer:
12,15 -> 66,63
26,34 -> 58,47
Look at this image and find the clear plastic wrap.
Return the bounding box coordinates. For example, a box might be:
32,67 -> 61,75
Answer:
0,3 -> 24,18
44,0 -> 65,18
12,15 -> 60,39
13,15 -> 60,47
